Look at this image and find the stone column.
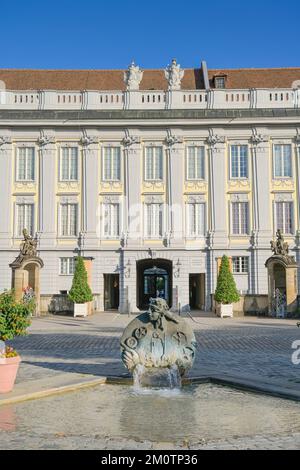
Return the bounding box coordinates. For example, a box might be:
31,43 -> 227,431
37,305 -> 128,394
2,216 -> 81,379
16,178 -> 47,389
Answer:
167,134 -> 184,246
0,135 -> 12,249
124,134 -> 141,246
37,134 -> 57,248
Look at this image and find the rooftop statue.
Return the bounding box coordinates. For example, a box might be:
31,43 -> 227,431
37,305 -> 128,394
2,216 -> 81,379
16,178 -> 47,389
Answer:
164,58 -> 185,91
120,298 -> 197,387
124,61 -> 143,91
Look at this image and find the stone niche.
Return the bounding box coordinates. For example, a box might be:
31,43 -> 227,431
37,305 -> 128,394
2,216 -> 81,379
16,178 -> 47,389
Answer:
265,255 -> 298,315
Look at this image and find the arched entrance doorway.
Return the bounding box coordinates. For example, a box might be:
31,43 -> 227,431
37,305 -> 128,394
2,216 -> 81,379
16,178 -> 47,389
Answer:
137,259 -> 172,310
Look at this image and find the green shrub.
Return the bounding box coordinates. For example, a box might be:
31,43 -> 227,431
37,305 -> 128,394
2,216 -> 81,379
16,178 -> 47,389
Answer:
68,257 -> 93,304
0,290 -> 34,341
214,255 -> 240,305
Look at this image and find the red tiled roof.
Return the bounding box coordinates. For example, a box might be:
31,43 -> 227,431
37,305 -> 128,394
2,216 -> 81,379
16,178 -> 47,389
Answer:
0,67 -> 299,90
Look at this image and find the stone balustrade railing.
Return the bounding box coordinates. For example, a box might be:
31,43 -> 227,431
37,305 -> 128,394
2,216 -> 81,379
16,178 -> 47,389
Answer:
0,88 -> 299,110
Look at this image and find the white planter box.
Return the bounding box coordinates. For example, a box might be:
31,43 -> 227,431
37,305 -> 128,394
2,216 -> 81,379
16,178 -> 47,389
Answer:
74,303 -> 88,317
216,303 -> 233,318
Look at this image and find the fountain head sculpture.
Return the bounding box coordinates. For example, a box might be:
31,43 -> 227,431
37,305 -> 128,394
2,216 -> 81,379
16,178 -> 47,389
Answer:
120,298 -> 197,388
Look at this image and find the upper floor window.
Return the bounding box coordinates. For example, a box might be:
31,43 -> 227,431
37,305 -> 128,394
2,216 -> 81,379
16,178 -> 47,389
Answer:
145,146 -> 163,181
187,146 -> 205,180
60,147 -> 78,181
103,147 -> 121,181
145,203 -> 163,238
187,202 -> 205,237
230,145 -> 248,179
214,76 -> 226,89
59,257 -> 75,275
232,256 -> 249,273
16,147 -> 35,181
275,201 -> 293,234
60,203 -> 78,237
16,203 -> 34,237
103,203 -> 120,238
274,144 -> 292,178
231,202 -> 249,235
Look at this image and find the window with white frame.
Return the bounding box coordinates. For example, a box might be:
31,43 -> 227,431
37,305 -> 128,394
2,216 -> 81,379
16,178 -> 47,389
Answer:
60,147 -> 78,181
230,145 -> 248,178
59,257 -> 75,275
60,203 -> 78,237
275,201 -> 293,234
103,147 -> 121,181
16,147 -> 35,181
187,146 -> 205,180
231,202 -> 249,235
273,144 -> 292,178
16,203 -> 34,237
187,203 -> 205,237
103,203 -> 120,237
232,256 -> 249,273
145,146 -> 163,181
145,203 -> 163,238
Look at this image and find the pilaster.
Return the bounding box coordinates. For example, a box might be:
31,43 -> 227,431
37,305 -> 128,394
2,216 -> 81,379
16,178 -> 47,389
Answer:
0,135 -> 12,248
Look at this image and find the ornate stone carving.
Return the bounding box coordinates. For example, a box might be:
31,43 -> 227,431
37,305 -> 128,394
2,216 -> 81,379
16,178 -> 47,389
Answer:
164,59 -> 184,91
164,132 -> 183,147
80,135 -> 99,146
124,61 -> 143,91
249,131 -> 268,145
270,230 -> 289,256
120,298 -> 197,385
122,134 -> 140,147
37,134 -> 55,147
205,132 -> 225,146
20,229 -> 37,257
0,136 -> 11,146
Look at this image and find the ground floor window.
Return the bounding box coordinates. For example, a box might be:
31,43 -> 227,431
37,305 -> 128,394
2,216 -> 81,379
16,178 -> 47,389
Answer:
59,257 -> 75,275
232,256 -> 249,273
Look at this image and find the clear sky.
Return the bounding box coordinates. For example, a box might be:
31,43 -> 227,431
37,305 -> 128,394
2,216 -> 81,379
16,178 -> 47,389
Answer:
1,0 -> 299,70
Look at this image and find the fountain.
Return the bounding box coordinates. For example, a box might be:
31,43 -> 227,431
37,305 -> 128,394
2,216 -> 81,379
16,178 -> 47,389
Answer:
120,298 -> 197,388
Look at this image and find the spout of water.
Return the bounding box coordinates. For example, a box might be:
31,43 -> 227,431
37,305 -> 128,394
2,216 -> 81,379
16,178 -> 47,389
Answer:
133,364 -> 181,389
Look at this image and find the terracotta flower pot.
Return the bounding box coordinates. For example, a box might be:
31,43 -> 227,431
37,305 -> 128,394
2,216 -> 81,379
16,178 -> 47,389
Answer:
0,356 -> 21,393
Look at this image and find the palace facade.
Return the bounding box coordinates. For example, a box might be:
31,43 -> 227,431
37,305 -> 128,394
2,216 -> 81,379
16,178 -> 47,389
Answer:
0,60 -> 300,314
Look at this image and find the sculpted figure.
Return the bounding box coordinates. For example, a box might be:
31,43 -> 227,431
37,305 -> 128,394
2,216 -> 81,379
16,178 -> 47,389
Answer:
20,229 -> 37,257
124,61 -> 143,91
164,58 -> 185,90
271,230 -> 289,256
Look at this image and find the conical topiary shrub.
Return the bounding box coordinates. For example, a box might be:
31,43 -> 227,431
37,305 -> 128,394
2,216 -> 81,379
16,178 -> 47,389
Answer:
215,255 -> 240,305
68,257 -> 93,304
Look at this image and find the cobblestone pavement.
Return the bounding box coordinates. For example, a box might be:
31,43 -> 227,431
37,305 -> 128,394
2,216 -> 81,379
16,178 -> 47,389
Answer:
9,312 -> 300,392
2,312 -> 300,450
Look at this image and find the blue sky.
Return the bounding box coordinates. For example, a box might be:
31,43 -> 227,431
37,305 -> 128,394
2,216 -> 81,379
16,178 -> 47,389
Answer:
1,0 -> 299,70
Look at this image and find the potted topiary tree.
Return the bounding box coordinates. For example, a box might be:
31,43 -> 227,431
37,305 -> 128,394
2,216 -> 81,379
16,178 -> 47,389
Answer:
68,256 -> 93,317
0,290 -> 35,393
214,255 -> 240,318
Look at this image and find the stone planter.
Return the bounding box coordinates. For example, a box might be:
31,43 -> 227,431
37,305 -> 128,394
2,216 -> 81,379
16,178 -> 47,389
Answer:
216,303 -> 233,318
0,355 -> 21,393
74,303 -> 88,317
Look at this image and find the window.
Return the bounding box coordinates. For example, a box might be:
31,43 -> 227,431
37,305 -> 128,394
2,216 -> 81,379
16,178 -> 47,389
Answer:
103,147 -> 121,181
230,145 -> 248,178
214,76 -> 226,89
103,203 -> 120,237
60,147 -> 78,181
16,147 -> 35,181
275,201 -> 293,234
187,146 -> 205,180
16,203 -> 34,237
145,204 -> 163,238
187,203 -> 205,237
60,203 -> 78,236
59,257 -> 75,275
231,202 -> 249,235
232,256 -> 249,273
274,144 -> 292,178
145,147 -> 163,181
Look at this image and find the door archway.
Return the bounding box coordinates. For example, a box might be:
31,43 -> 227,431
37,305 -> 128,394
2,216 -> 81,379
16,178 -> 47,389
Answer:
137,259 -> 172,310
